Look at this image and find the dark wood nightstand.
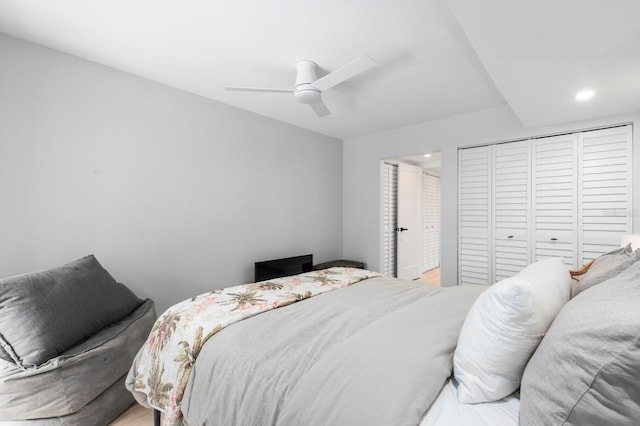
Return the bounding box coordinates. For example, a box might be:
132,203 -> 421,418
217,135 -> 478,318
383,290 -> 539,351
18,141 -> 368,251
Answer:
313,260 -> 365,270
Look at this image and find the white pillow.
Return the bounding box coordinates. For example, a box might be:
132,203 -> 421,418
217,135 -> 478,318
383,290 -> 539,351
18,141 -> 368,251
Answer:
453,258 -> 572,403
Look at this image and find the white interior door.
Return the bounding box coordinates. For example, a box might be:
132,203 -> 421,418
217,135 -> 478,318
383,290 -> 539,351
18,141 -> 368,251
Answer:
397,163 -> 423,279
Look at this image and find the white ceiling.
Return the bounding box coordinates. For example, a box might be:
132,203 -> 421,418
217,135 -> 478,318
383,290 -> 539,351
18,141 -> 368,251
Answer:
396,151 -> 442,172
448,0 -> 640,129
0,0 -> 638,139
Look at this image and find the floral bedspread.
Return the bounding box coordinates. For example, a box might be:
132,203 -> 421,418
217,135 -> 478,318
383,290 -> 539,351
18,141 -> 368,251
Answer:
125,267 -> 381,425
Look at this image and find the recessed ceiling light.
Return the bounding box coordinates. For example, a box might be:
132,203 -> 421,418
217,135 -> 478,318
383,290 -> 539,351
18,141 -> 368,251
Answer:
575,89 -> 595,101
423,153 -> 432,158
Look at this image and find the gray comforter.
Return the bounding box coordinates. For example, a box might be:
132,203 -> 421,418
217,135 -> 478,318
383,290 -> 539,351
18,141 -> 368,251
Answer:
180,276 -> 484,426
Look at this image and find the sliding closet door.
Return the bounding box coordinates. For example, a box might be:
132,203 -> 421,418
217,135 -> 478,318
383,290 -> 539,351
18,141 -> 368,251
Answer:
493,141 -> 531,281
532,134 -> 578,268
578,125 -> 633,263
458,146 -> 492,285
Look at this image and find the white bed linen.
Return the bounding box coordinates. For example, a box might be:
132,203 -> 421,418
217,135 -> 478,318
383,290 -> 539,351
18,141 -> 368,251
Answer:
420,378 -> 519,426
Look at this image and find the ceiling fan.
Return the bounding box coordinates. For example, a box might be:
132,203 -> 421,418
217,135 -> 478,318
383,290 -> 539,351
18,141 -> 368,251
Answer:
225,55 -> 377,118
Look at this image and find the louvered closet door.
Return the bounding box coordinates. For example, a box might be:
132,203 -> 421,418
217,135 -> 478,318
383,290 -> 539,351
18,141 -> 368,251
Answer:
459,146 -> 491,285
532,134 -> 578,268
493,141 -> 530,281
431,175 -> 441,270
382,163 -> 398,277
423,173 -> 441,272
579,125 -> 633,263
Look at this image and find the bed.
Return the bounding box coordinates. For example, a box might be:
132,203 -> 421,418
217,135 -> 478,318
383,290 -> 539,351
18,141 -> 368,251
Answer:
126,247 -> 640,426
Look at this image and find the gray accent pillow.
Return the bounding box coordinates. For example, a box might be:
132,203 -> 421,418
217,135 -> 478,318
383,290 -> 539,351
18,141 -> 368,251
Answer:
571,244 -> 639,297
520,260 -> 640,425
0,255 -> 140,369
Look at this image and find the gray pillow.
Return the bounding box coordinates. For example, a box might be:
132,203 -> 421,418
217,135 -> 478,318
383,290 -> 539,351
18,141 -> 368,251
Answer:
0,255 -> 140,369
571,244 -> 639,297
520,260 -> 640,425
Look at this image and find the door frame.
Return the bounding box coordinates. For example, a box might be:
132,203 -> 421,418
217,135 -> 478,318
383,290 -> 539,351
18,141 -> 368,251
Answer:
380,154 -> 442,278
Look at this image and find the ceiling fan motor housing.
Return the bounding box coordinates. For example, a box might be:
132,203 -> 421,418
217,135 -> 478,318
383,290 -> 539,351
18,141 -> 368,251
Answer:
224,55 -> 375,116
294,60 -> 321,104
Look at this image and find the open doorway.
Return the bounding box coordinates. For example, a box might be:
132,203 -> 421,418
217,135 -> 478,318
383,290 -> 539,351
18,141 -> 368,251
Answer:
381,151 -> 441,285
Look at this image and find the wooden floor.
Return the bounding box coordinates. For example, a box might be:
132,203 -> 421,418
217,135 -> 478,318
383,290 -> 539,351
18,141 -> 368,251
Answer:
110,403 -> 152,426
417,267 -> 440,286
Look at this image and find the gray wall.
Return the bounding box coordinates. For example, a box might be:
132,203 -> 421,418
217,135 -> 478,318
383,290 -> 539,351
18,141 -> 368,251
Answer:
343,105 -> 640,287
0,34 -> 343,312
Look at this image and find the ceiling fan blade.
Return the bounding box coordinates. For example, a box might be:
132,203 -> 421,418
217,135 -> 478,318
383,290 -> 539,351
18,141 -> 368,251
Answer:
225,86 -> 293,93
309,100 -> 331,117
312,55 -> 377,91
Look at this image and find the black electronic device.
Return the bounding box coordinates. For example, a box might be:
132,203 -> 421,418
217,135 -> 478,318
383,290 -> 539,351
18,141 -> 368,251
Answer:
254,254 -> 313,282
